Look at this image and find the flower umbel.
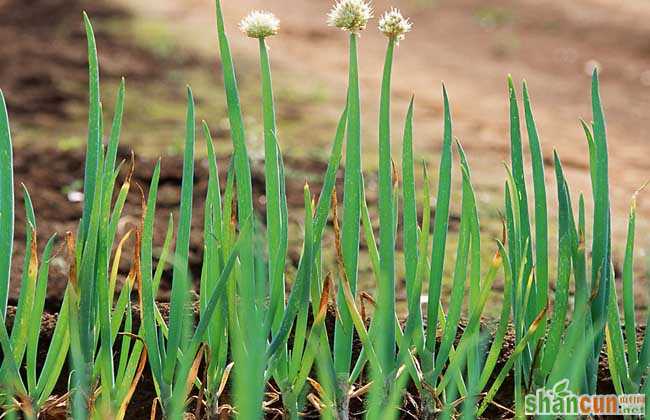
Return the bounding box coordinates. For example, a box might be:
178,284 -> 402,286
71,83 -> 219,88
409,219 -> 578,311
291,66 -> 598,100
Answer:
239,10 -> 280,39
327,0 -> 373,33
378,8 -> 412,42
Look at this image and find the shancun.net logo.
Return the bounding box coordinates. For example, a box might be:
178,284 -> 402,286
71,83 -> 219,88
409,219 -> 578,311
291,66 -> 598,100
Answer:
525,379 -> 645,416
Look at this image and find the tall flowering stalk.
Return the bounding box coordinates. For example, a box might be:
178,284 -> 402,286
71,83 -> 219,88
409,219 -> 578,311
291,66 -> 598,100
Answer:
240,9 -> 286,351
240,9 -> 296,414
375,5 -> 411,383
368,8 -> 412,414
327,0 -> 372,414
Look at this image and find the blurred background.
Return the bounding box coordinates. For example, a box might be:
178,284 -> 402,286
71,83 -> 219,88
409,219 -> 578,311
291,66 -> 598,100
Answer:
2,0 -> 649,313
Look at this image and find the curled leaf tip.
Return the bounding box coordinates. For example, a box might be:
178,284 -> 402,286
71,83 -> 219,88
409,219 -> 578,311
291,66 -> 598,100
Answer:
633,180 -> 650,202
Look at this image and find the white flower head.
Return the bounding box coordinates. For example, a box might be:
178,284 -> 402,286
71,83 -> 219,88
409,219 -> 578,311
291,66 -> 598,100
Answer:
378,8 -> 412,42
239,10 -> 280,39
327,0 -> 373,33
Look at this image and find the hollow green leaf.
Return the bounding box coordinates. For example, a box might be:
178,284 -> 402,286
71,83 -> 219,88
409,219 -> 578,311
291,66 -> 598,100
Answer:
425,85 -> 453,372
0,90 -> 14,317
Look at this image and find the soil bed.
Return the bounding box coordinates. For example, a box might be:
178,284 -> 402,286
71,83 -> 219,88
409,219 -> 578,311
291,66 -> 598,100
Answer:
0,0 -> 171,125
9,146 -> 340,307
5,304 -> 632,419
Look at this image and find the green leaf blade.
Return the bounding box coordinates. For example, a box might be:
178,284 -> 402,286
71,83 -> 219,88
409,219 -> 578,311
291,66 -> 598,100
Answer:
0,90 -> 13,318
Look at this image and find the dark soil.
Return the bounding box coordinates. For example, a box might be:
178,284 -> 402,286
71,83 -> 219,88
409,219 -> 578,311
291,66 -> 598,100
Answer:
5,304 -> 633,419
0,0 -> 174,125
8,146 -> 342,308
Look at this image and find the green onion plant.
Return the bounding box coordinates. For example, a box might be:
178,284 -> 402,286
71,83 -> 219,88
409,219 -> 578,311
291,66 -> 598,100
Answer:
0,1 -> 648,419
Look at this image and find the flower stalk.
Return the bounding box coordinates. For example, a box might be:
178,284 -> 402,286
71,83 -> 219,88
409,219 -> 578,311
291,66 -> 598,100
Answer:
333,29 -> 362,416
376,34 -> 396,382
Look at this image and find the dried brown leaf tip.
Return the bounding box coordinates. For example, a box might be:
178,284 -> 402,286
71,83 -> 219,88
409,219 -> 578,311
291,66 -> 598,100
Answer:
65,231 -> 77,291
